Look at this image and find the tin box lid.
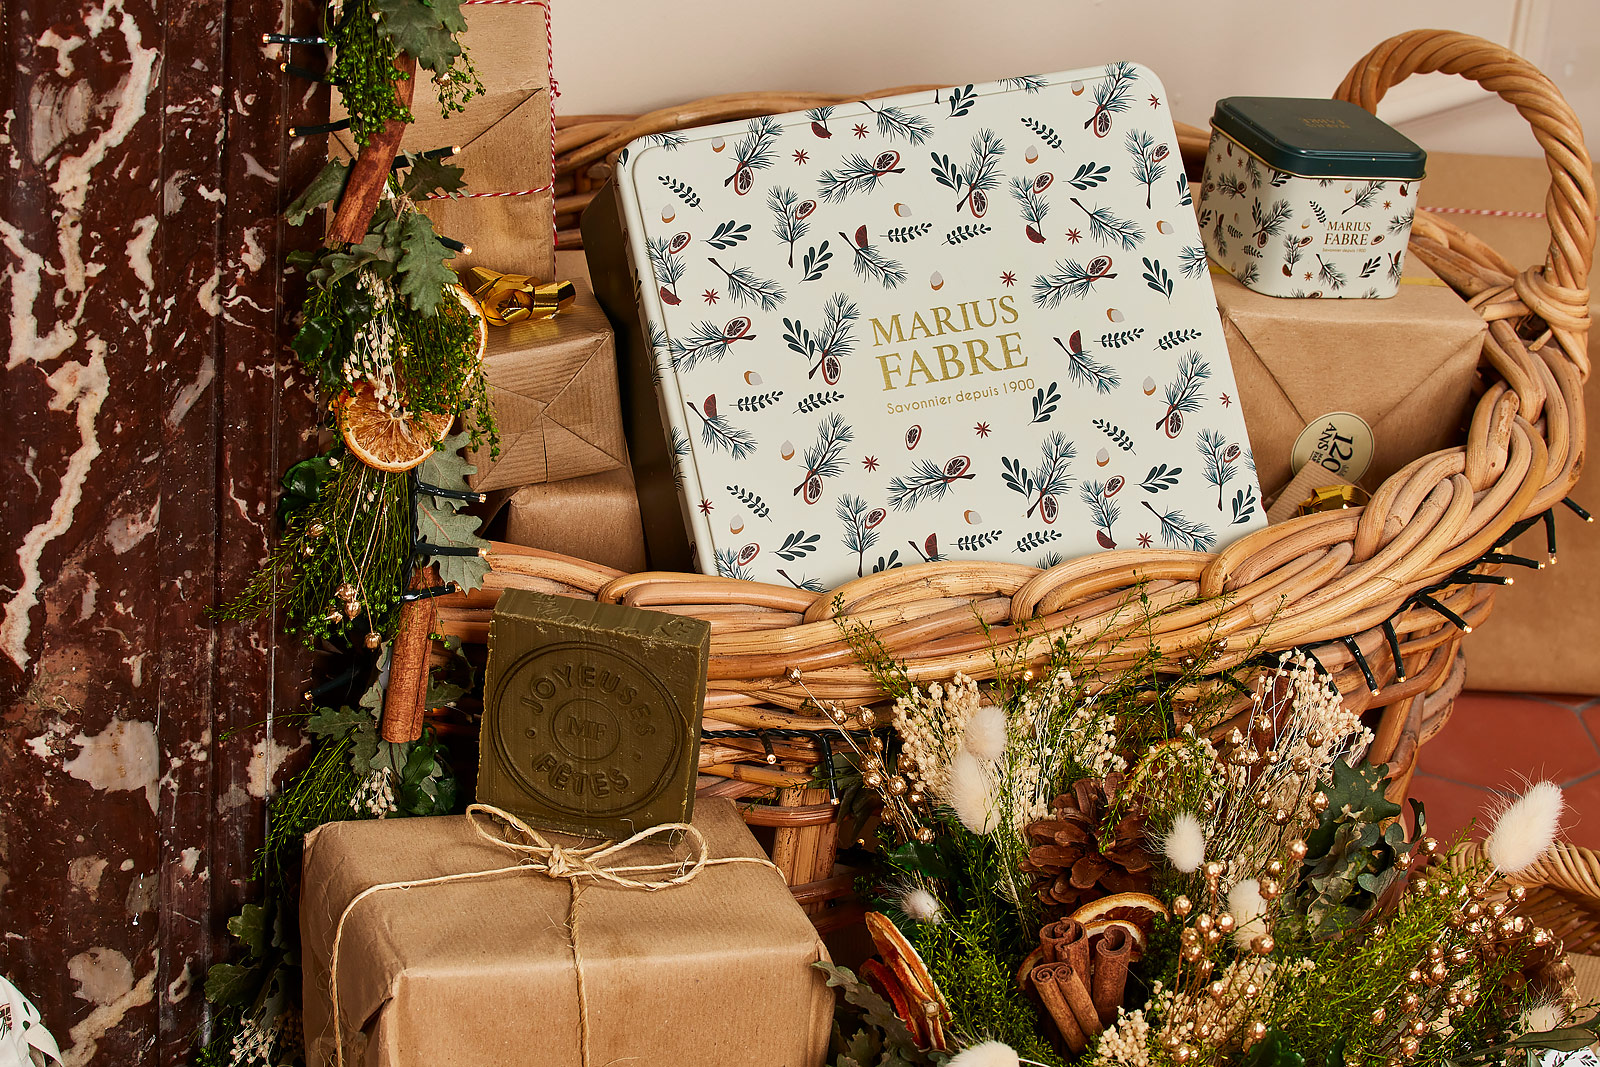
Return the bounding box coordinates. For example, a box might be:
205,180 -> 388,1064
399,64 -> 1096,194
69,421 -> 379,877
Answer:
1211,97 -> 1426,180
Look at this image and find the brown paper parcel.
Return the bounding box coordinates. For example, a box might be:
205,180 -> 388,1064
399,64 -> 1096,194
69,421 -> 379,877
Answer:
300,798 -> 833,1067
501,466 -> 648,573
330,4 -> 555,280
466,252 -> 628,491
1218,259 -> 1486,500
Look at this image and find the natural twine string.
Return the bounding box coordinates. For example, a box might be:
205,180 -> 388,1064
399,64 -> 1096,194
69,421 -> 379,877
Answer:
325,803 -> 783,1067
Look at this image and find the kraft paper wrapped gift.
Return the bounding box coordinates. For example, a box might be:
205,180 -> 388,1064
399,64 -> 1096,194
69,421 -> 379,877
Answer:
467,251 -> 628,491
1218,258 -> 1487,501
502,466 -> 648,573
331,3 -> 554,280
300,798 -> 834,1067
1429,151 -> 1600,694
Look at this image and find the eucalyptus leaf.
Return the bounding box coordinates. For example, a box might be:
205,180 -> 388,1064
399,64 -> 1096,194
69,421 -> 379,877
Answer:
285,158 -> 351,225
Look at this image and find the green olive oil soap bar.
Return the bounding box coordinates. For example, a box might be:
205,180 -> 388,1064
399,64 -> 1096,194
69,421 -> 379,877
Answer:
479,589 -> 709,838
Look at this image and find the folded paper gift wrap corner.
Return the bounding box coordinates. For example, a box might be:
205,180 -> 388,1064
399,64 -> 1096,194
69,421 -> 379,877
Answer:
301,798 -> 833,1067
467,252 -> 628,491
1216,258 -> 1487,500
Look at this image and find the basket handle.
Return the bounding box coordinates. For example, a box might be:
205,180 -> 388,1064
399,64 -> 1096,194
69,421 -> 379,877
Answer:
1335,29 -> 1594,366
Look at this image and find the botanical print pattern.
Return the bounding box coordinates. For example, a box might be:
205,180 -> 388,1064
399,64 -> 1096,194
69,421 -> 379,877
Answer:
1196,130 -> 1416,298
614,65 -> 1264,588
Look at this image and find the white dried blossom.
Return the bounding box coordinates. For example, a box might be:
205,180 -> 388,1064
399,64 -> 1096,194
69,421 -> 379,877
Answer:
350,766 -> 397,818
229,1011 -> 283,1067
891,672 -> 983,799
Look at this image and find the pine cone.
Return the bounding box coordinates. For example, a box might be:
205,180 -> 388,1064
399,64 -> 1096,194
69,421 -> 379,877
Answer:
1020,774 -> 1152,919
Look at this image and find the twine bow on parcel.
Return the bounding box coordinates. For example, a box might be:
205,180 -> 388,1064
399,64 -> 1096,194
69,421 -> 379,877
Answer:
327,803 -> 783,1067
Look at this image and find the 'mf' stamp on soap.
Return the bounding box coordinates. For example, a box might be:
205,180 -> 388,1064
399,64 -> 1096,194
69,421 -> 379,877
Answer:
479,589 -> 709,838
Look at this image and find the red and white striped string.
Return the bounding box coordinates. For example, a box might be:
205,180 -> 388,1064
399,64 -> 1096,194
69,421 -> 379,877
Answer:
1421,205 -> 1551,219
442,0 -> 558,248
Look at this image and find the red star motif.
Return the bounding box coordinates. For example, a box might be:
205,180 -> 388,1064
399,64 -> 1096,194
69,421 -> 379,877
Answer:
974,422 -> 991,438
852,123 -> 869,139
1304,271 -> 1313,280
1149,93 -> 1162,108
1383,201 -> 1392,209
702,289 -> 719,304
698,498 -> 713,515
793,149 -> 809,165
1000,271 -> 1017,287
1137,532 -> 1153,548
862,456 -> 879,472
1066,229 -> 1083,244
1220,393 -> 1232,408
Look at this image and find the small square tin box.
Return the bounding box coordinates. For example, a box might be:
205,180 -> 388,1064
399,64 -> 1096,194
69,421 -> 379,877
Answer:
1196,97 -> 1426,299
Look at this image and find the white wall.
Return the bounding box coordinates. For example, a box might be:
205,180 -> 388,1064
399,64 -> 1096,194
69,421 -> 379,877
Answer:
552,0 -> 1598,160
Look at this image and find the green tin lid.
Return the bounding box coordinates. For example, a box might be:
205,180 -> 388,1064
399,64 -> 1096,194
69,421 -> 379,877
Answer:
1211,97 -> 1426,180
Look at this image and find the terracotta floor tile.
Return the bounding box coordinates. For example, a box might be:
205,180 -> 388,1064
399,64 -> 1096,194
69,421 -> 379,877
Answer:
1418,691 -> 1600,788
1552,773 -> 1600,851
1406,772 -> 1496,844
1534,693 -> 1600,711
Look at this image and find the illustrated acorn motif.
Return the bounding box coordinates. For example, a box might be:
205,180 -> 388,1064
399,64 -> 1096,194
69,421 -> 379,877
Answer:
1142,376 -> 1157,395
894,203 -> 913,217
711,137 -> 726,152
964,509 -> 983,524
930,270 -> 944,291
1107,308 -> 1125,323
1096,447 -> 1111,467
731,517 -> 745,534
744,370 -> 763,386
1025,147 -> 1039,164
661,206 -> 676,223
1156,220 -> 1174,234
780,440 -> 796,460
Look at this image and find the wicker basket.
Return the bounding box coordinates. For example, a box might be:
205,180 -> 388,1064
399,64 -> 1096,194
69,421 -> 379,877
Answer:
1453,841 -> 1600,956
387,30 -> 1592,925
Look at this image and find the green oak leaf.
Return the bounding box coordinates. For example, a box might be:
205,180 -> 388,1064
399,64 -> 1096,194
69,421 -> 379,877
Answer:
227,903 -> 270,957
417,497 -> 490,591
304,705 -> 372,740
372,0 -> 462,75
285,158 -> 351,225
417,431 -> 479,488
400,154 -> 467,200
396,210 -> 458,314
814,961 -> 918,1050
203,962 -> 263,1008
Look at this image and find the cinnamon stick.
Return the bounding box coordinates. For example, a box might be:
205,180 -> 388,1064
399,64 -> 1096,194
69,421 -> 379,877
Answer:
1042,918 -> 1092,986
1091,925 -> 1133,1026
1057,959 -> 1103,1039
380,564 -> 440,743
1030,963 -> 1088,1054
327,53 -> 418,246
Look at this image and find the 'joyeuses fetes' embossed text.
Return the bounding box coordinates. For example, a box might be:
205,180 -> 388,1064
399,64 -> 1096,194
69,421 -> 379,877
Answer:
871,294 -> 1025,391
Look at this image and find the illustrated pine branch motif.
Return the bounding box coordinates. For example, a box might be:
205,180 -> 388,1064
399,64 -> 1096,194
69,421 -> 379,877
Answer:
775,570 -> 826,591
658,174 -> 702,209
1020,117 -> 1063,150
1032,255 -> 1117,307
775,529 -> 820,560
839,227 -> 907,289
768,186 -> 813,267
886,456 -> 976,511
1066,161 -> 1111,189
801,241 -> 832,282
1141,500 -> 1215,551
1002,74 -> 1048,93
1178,243 -> 1208,279
1099,328 -> 1145,349
1238,262 -> 1260,287
1343,181 -> 1382,214
1141,256 -> 1174,300
931,128 -> 1005,216
1250,198 -> 1293,246
706,220 -> 752,250
1036,550 -> 1065,569
1177,172 -> 1193,207
1001,431 -> 1076,518
1315,254 -> 1347,291
1269,170 -> 1291,187
1092,418 -> 1135,452
1156,351 -> 1211,432
1010,176 -> 1050,242
1211,210 -> 1229,258
1282,231 -> 1311,272
944,224 -> 992,245
882,223 -> 933,243
805,106 -> 835,138
1085,60 -> 1137,137
1245,158 -> 1265,190
795,390 -> 845,413
726,115 -> 783,193
1053,332 -> 1120,394
1387,250 -> 1405,285
726,484 -> 772,519
1231,485 -> 1259,525
1015,529 -> 1061,553
784,292 -> 860,384
1388,209 -> 1415,235
836,494 -> 880,577
1309,200 -> 1328,224
1140,463 -> 1181,492
1240,239 -> 1264,262
668,317 -> 756,370
1359,256 -> 1382,279
1196,428 -> 1236,510
714,547 -> 756,581
1069,197 -> 1144,250
794,413 -> 853,501
707,257 -> 786,310
861,100 -> 934,145
1080,480 -> 1121,548
1226,223 -> 1245,239
1217,173 -> 1247,199
955,529 -> 1003,552
736,390 -> 784,412
1125,129 -> 1167,208
817,150 -> 908,204
947,84 -> 977,117
669,427 -> 690,489
646,236 -> 687,301
642,132 -> 687,150
649,323 -> 672,364
687,396 -> 757,459
1156,328 -> 1202,351
1030,381 -> 1061,424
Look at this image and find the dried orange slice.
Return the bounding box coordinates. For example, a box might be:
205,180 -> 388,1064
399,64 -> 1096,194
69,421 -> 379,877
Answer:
865,911 -> 951,1051
337,385 -> 454,472
1069,892 -> 1169,941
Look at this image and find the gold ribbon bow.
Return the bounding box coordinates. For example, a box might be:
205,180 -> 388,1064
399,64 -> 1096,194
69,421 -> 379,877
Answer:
327,803 -> 781,1067
467,266 -> 576,327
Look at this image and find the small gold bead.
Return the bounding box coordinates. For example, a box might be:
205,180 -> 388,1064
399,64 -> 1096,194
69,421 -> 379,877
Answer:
1216,913 -> 1235,933
1427,944 -> 1444,961
1253,934 -> 1275,955
1407,969 -> 1424,985
1289,839 -> 1308,861
1208,980 -> 1226,1000
1266,860 -> 1284,877
1310,791 -> 1330,813
1400,1037 -> 1419,1057
1460,989 -> 1477,1007
1204,861 -> 1224,880
1259,877 -> 1280,899
859,709 -> 876,726
364,632 -> 382,650
307,521 -> 326,537
887,776 -> 908,796
1243,981 -> 1260,998
1402,993 -> 1420,1012
915,828 -> 935,844
1409,1019 -> 1427,1037
1249,1021 -> 1267,1041
1430,960 -> 1448,981
1306,729 -> 1325,748
864,772 -> 884,789
1173,895 -> 1193,917
1371,1007 -> 1386,1026
785,667 -> 802,683
1509,884 -> 1528,903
